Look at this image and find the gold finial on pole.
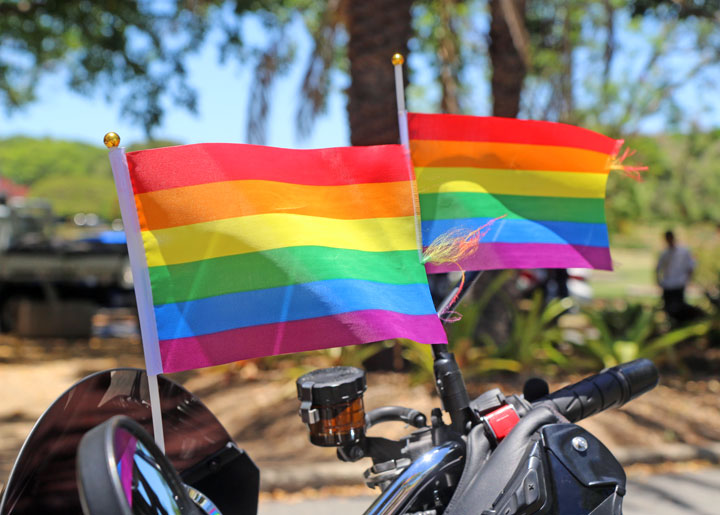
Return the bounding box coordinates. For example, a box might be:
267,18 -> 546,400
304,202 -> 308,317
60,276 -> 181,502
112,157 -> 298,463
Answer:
391,53 -> 405,66
103,132 -> 121,148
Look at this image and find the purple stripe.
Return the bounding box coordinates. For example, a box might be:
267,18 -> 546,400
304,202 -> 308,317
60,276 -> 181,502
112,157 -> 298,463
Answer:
159,311 -> 447,373
114,432 -> 137,507
425,242 -> 612,273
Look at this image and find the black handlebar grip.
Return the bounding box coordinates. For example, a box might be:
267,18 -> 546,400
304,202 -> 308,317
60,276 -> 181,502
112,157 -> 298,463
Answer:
538,358 -> 659,422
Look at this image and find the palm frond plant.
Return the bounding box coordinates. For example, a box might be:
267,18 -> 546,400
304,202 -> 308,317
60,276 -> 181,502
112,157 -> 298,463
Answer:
576,302 -> 711,368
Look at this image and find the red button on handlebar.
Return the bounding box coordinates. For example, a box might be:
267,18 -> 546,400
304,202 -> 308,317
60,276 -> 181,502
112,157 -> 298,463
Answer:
484,404 -> 520,442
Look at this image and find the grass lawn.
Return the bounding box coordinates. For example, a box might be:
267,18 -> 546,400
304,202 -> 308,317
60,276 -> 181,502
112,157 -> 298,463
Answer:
590,248 -> 658,300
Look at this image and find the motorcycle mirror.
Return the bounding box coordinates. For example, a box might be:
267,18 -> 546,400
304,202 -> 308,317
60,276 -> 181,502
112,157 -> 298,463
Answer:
76,415 -> 202,515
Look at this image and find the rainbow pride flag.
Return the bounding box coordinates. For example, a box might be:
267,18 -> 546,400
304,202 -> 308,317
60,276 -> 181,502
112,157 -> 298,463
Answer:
408,113 -> 621,273
112,143 -> 446,374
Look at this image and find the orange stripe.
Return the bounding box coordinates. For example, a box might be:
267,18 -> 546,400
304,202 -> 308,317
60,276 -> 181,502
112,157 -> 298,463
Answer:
136,179 -> 415,231
409,140 -> 612,173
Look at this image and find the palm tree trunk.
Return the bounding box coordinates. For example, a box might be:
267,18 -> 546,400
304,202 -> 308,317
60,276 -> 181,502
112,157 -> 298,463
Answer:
345,0 -> 414,370
489,0 -> 528,118
346,0 -> 414,146
481,0 -> 529,346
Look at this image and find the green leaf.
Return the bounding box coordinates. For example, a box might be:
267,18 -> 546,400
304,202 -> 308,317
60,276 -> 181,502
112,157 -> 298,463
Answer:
613,340 -> 640,363
641,321 -> 711,359
474,358 -> 523,374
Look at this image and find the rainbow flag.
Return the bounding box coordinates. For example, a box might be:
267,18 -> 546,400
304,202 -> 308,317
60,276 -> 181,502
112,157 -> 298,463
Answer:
408,113 -> 621,273
113,143 -> 446,374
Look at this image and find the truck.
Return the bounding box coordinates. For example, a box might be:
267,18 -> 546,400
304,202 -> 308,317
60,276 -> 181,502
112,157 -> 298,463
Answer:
0,197 -> 134,337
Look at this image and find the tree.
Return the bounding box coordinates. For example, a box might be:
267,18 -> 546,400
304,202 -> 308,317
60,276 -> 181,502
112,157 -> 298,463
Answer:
521,1 -> 720,134
346,0 -> 414,145
409,1 -> 720,136
242,0 -> 415,146
489,0 -> 529,117
0,136 -> 182,220
0,1 -> 223,134
1,0 -> 418,146
29,174 -> 120,220
0,136 -> 107,184
6,2 -> 718,148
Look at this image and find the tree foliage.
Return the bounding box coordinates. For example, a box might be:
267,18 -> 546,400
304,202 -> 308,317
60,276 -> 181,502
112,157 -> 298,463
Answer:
5,1 -> 718,142
0,1 -> 227,133
3,1 -> 720,216
0,136 -> 107,184
0,137 -> 180,220
606,130 -> 720,229
29,173 -> 119,220
405,1 -> 720,136
522,0 -> 720,134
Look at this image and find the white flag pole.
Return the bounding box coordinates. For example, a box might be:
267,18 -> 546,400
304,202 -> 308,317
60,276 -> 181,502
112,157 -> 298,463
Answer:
392,53 -> 423,260
105,132 -> 166,453
393,53 -> 411,150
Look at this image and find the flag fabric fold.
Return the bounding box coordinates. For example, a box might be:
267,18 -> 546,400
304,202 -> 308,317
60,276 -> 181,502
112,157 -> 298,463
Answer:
120,143 -> 446,374
408,113 -> 621,273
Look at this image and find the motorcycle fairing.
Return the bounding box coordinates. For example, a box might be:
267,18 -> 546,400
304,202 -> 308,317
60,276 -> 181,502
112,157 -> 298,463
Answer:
444,407 -> 626,515
480,423 -> 625,515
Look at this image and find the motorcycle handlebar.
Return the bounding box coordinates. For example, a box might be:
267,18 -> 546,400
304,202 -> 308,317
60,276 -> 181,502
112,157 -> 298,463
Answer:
536,358 -> 659,423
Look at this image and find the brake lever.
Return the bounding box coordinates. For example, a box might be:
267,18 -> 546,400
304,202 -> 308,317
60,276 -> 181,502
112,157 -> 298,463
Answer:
365,406 -> 427,430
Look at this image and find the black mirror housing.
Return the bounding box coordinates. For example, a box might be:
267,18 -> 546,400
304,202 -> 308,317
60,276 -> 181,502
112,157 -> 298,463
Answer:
77,415 -> 201,515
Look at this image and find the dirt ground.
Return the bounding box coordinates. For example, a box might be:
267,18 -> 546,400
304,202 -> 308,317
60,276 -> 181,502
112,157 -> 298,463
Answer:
2,335 -> 720,490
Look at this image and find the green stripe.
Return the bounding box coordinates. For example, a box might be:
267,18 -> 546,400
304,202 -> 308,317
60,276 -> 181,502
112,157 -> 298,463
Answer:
419,192 -> 606,224
149,247 -> 426,305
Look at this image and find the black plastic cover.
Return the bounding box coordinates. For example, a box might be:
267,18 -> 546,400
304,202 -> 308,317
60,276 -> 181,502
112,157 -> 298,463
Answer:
543,424 -> 625,515
180,442 -> 259,514
541,424 -> 626,490
545,451 -> 619,515
296,366 -> 367,405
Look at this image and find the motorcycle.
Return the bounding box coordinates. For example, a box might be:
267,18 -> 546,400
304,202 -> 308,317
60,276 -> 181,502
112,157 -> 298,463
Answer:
0,274 -> 659,515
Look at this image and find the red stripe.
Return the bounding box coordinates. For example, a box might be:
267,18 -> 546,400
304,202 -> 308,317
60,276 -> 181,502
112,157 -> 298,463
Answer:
408,113 -> 621,155
127,143 -> 413,194
159,311 -> 447,373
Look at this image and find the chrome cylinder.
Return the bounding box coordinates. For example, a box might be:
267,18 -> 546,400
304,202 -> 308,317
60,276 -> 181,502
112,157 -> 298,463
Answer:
363,441 -> 464,515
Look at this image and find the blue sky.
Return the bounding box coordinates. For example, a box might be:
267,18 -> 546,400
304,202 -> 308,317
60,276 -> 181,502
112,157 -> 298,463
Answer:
0,17 -> 352,149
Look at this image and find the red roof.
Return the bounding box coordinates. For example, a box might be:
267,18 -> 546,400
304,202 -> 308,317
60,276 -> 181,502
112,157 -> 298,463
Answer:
0,176 -> 28,198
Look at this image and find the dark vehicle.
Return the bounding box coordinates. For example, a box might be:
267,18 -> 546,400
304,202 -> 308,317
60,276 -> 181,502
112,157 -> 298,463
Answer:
0,198 -> 133,336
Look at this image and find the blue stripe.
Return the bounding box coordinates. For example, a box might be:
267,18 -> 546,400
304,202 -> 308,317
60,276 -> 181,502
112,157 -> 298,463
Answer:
154,279 -> 438,341
421,218 -> 609,247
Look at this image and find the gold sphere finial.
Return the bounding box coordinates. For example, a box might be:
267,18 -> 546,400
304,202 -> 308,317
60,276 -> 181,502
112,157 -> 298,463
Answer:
391,53 -> 405,66
104,132 -> 120,148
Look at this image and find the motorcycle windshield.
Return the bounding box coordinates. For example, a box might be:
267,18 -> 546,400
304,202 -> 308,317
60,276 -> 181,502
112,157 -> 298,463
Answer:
0,368 -> 232,515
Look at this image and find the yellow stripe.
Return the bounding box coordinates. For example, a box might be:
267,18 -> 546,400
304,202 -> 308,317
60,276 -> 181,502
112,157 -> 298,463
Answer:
143,214 -> 418,267
416,167 -> 609,198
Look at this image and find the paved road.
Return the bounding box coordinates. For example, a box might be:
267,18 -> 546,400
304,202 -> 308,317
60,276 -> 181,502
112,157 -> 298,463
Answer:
259,468 -> 720,515
623,468 -> 720,515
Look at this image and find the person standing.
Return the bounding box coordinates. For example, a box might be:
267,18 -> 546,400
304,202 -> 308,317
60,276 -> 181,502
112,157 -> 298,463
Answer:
656,230 -> 696,320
